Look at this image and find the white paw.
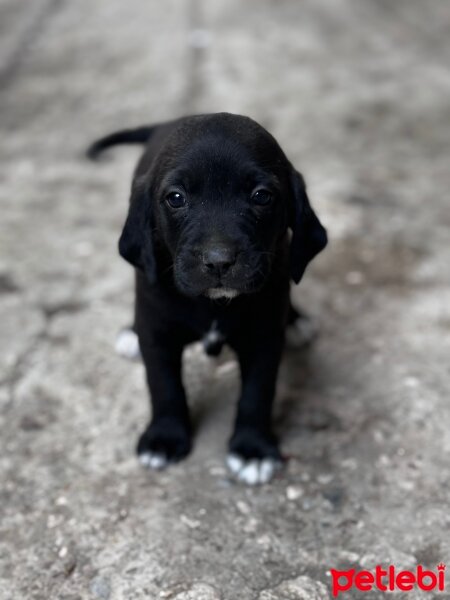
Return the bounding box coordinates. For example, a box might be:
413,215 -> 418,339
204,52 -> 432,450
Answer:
285,317 -> 318,349
115,328 -> 141,360
138,451 -> 168,470
226,453 -> 281,485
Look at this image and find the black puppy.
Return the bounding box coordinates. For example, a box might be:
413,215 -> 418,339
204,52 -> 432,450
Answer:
89,113 -> 327,484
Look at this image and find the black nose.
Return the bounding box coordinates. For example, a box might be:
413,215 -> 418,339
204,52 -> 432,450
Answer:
202,245 -> 236,276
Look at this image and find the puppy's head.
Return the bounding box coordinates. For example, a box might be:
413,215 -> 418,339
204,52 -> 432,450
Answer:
119,114 -> 327,298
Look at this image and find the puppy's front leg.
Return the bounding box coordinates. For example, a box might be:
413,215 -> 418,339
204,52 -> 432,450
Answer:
137,333 -> 191,470
228,333 -> 284,484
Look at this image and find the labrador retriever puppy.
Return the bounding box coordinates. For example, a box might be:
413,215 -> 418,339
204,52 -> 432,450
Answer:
88,113 -> 327,484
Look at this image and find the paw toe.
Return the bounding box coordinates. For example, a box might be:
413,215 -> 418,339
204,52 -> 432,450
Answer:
226,453 -> 281,485
137,420 -> 191,467
138,451 -> 168,470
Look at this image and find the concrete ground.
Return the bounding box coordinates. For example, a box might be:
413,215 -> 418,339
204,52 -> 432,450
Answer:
1,0 -> 450,598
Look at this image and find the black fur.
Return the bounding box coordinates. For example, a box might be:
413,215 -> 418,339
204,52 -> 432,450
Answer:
89,113 -> 327,468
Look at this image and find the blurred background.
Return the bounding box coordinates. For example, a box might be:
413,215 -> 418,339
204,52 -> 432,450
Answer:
1,0 -> 449,598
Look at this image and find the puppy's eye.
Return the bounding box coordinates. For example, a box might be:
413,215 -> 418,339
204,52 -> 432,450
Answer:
166,191 -> 186,209
251,189 -> 273,206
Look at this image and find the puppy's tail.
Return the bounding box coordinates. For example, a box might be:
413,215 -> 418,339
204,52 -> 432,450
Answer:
86,126 -> 155,159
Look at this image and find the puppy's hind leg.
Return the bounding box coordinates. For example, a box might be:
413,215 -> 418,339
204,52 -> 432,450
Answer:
115,325 -> 141,360
285,300 -> 319,350
115,294 -> 143,360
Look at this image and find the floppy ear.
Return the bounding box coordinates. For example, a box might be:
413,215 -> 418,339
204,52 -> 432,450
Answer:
289,170 -> 328,284
118,177 -> 157,283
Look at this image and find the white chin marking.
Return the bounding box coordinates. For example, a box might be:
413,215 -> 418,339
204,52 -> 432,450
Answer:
115,328 -> 141,360
138,451 -> 168,470
206,288 -> 239,300
226,453 -> 282,485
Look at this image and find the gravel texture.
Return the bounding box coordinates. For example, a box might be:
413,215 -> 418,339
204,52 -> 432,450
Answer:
1,0 -> 449,598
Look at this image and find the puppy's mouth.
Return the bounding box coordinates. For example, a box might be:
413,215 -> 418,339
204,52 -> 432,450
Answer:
176,273 -> 266,299
205,287 -> 239,300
